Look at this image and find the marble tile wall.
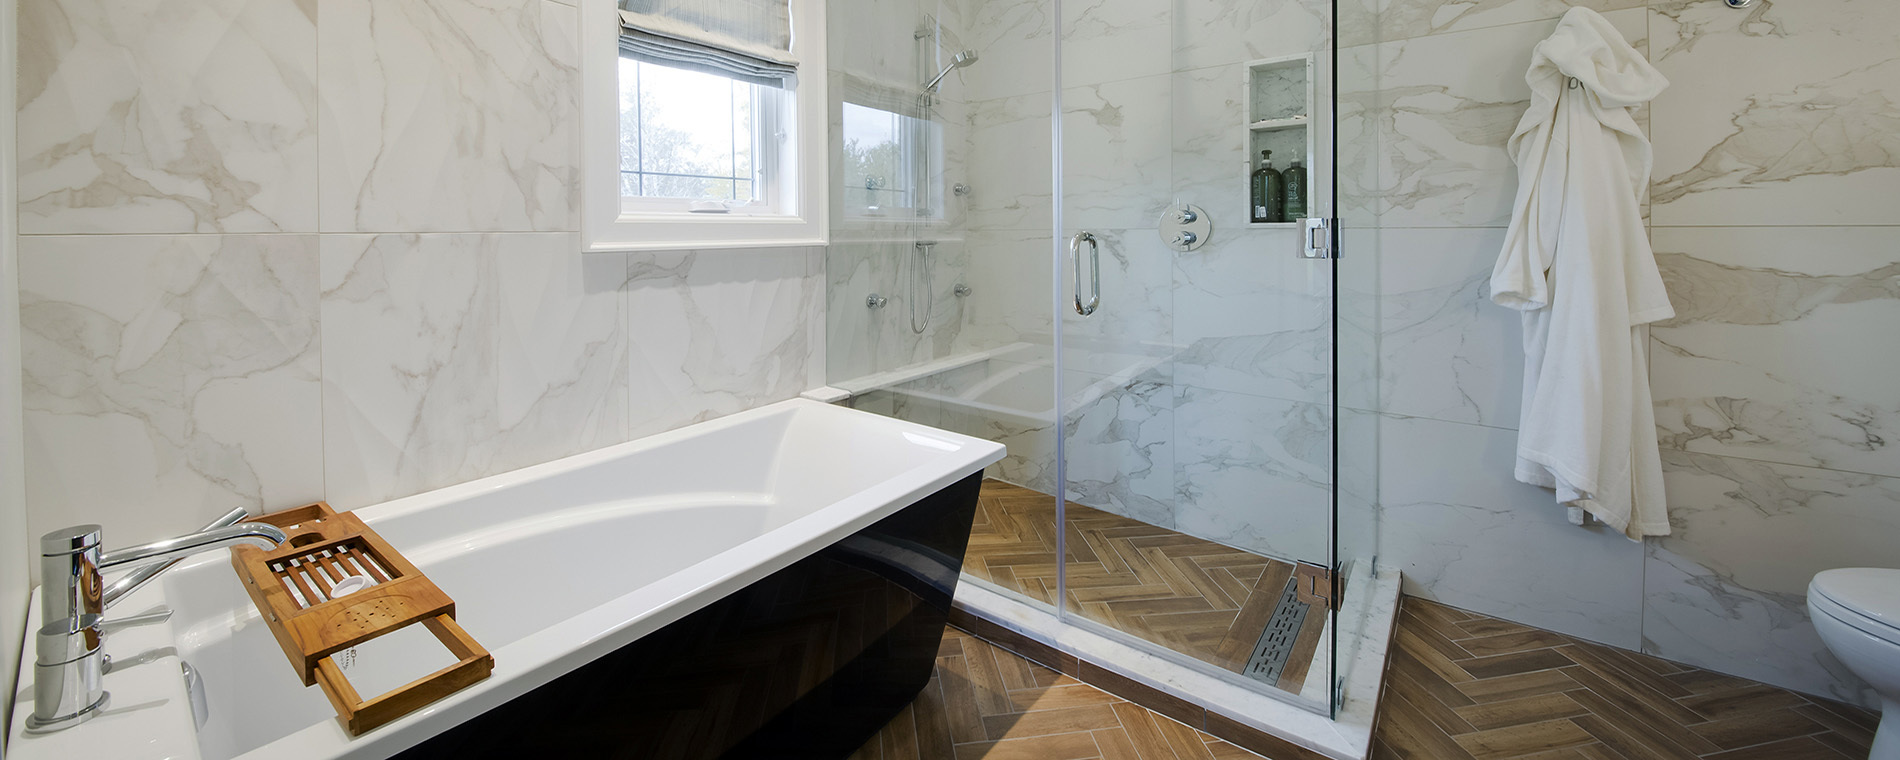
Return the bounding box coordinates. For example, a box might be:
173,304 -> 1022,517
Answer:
1350,0 -> 1900,708
15,0 -> 825,553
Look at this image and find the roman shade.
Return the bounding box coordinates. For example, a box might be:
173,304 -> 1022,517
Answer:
618,0 -> 798,88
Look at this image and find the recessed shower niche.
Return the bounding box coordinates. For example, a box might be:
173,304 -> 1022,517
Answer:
1247,55 -> 1315,227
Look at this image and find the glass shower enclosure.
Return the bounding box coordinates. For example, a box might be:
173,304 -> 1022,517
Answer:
825,0 -> 1376,717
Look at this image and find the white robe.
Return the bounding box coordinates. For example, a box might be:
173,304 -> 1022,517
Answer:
1489,7 -> 1674,540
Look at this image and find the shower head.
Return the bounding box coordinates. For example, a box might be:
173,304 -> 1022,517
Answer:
923,50 -> 980,93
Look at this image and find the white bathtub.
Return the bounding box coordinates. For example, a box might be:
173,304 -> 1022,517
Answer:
7,399 -> 1004,760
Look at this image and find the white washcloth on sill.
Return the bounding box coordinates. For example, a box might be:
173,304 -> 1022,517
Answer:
1491,7 -> 1673,541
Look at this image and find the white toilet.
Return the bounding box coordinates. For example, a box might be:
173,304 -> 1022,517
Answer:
1810,567 -> 1900,759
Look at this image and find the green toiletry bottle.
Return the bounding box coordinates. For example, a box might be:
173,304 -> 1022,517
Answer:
1250,150 -> 1284,223
1284,159 -> 1307,220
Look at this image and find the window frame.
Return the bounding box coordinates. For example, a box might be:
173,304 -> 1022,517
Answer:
581,0 -> 828,252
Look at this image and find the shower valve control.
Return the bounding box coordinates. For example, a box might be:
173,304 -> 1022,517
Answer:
1159,203 -> 1212,252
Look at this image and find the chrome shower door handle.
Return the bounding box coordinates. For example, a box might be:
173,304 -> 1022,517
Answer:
1070,231 -> 1100,316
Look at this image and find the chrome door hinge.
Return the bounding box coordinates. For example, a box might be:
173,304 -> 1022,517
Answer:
1301,217 -> 1336,260
1294,561 -> 1336,609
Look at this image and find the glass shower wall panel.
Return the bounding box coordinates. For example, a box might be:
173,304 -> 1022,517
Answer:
1056,0 -> 1341,712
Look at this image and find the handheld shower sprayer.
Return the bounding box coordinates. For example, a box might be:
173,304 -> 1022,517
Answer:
923,50 -> 980,93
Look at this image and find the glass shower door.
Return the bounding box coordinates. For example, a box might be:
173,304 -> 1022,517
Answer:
1054,0 -> 1344,713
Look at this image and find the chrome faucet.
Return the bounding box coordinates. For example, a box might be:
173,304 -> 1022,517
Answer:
27,512 -> 287,732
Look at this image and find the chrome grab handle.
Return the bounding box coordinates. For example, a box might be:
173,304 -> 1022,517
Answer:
1070,231 -> 1100,316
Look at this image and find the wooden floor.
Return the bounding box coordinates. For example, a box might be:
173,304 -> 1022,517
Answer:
1373,597 -> 1882,760
849,626 -> 1263,760
963,480 -> 1328,694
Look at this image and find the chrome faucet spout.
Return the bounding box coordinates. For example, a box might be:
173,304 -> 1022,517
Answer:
29,519 -> 287,733
100,506 -> 252,608
100,522 -> 287,572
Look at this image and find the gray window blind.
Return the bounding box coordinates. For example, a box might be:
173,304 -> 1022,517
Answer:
618,0 -> 798,88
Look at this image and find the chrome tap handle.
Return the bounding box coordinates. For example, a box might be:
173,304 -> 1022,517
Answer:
99,607 -> 173,635
39,526 -> 104,635
30,520 -> 284,733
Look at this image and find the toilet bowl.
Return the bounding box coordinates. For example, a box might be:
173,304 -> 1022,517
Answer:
1809,568 -> 1900,760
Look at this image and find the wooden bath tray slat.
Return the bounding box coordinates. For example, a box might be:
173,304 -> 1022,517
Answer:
231,502 -> 493,736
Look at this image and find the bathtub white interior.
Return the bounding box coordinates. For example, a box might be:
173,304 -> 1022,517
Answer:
151,401 -> 1001,760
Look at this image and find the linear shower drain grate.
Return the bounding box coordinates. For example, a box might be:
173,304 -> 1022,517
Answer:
1242,578 -> 1309,684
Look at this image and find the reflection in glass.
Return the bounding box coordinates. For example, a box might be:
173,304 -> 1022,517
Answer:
842,101 -> 939,216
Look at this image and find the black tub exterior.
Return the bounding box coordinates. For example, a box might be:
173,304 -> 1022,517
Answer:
395,471 -> 985,760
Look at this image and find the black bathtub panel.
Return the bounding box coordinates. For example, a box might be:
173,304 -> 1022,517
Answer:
394,471 -> 985,760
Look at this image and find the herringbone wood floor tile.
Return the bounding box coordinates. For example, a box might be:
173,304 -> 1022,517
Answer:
850,627 -> 1264,760
964,480 -> 1327,695
1372,598 -> 1881,760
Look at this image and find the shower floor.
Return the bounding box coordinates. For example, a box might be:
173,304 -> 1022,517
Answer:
963,480 -> 1329,696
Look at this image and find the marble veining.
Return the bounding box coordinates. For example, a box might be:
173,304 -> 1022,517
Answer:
1340,0 -> 1642,49
1377,227 -> 1522,428
1649,0 -> 1900,226
1651,227 -> 1900,479
1380,414 -> 1646,649
625,248 -> 824,438
1337,9 -> 1647,228
1173,385 -> 1332,564
20,235 -> 323,547
17,0 -> 319,233
319,234 -> 503,509
493,242 -> 630,475
1644,450 -> 1900,707
1064,372 -> 1177,530
318,0 -> 579,232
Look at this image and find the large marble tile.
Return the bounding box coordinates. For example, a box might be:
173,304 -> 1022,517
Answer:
320,234 -> 502,509
1379,414 -> 1646,648
1649,0 -> 1900,226
21,235 -> 322,547
1336,9 -> 1646,228
1064,369 -> 1175,529
1171,227 -> 1332,405
1062,75 -> 1173,232
318,0 -> 579,232
1171,0 -> 1330,75
1643,450 -> 1900,708
962,0 -> 1052,101
625,247 -> 823,439
1652,226 -> 1900,479
1339,0 -> 1642,49
17,0 -> 318,233
1378,227 -> 1524,428
1173,385 -> 1331,563
493,239 -> 629,475
965,92 -> 1053,232
1060,0 -> 1170,87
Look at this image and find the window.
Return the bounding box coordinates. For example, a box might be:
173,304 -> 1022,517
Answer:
840,102 -> 941,218
617,57 -> 784,209
582,0 -> 828,252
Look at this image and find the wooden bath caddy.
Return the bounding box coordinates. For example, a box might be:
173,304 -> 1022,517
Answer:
229,502 -> 493,736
